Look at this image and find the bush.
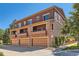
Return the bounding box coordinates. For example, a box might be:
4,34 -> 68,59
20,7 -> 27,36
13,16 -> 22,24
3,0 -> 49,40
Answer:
0,52 -> 4,56
53,36 -> 65,48
63,45 -> 79,50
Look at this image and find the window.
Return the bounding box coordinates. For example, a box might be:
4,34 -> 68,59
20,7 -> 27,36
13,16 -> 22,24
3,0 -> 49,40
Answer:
20,29 -> 27,34
54,12 -> 58,20
52,12 -> 54,19
33,25 -> 46,32
15,24 -> 19,28
43,15 -> 49,20
19,23 -> 21,27
12,31 -> 16,35
24,21 -> 26,25
27,19 -> 32,24
36,16 -> 40,21
21,22 -> 24,27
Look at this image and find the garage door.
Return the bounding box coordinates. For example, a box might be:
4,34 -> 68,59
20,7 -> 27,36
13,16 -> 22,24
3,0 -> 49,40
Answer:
32,38 -> 48,47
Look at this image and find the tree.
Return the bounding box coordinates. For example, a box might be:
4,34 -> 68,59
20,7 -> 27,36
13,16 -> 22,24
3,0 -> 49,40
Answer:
9,19 -> 17,29
62,3 -> 79,46
0,29 -> 4,40
3,28 -> 11,44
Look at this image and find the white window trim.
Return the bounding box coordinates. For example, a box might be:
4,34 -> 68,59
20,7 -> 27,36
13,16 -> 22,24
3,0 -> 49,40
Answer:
19,23 -> 21,27
24,21 -> 26,25
42,13 -> 50,16
27,19 -> 32,21
27,19 -> 32,24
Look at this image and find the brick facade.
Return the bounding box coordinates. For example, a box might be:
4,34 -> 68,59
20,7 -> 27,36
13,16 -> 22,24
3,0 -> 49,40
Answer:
10,6 -> 65,47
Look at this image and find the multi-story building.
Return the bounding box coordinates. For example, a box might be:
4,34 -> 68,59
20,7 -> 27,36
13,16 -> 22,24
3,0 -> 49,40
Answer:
10,6 -> 65,47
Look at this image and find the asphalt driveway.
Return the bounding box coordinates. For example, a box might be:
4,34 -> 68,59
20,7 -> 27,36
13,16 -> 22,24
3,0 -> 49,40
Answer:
0,45 -> 52,56
52,50 -> 79,56
1,45 -> 79,56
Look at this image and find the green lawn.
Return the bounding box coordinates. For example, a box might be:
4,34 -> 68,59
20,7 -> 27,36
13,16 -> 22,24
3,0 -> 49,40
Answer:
63,43 -> 79,50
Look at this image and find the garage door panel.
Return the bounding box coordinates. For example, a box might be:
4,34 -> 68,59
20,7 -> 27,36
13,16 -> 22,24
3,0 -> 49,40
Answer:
32,38 -> 47,47
11,39 -> 19,45
20,38 -> 29,46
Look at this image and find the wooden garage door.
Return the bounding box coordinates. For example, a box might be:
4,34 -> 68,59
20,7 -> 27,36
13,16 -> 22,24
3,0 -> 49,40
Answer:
11,39 -> 19,45
20,38 -> 29,46
32,38 -> 48,47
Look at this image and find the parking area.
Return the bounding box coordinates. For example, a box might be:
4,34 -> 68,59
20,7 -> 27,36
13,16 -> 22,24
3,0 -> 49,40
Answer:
0,45 -> 52,56
0,44 -> 79,56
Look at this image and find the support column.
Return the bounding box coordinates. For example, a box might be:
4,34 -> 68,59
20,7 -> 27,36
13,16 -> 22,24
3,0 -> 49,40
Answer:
9,30 -> 12,45
16,29 -> 20,46
28,25 -> 33,47
46,19 -> 53,47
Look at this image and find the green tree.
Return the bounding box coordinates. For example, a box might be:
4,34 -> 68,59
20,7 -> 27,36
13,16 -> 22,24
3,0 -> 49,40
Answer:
0,29 -> 4,40
62,3 -> 79,46
9,19 -> 16,29
3,28 -> 11,44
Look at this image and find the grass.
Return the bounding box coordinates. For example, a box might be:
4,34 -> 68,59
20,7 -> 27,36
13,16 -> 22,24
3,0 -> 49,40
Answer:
63,43 -> 79,50
0,44 -> 4,56
0,52 -> 4,56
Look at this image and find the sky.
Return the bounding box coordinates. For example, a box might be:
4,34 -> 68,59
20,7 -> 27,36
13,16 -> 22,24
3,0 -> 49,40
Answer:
0,3 -> 73,29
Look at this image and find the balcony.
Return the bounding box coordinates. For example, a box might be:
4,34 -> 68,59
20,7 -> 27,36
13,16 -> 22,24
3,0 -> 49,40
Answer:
11,33 -> 28,39
18,33 -> 28,38
11,35 -> 17,39
32,30 -> 47,37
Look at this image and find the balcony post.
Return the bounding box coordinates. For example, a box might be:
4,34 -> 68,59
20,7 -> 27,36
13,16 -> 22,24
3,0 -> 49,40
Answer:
46,19 -> 54,48
16,30 -> 20,46
28,24 -> 33,47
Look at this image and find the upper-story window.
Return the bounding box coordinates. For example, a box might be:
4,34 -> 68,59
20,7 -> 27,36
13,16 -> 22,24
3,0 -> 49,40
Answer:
11,31 -> 16,35
21,22 -> 24,27
20,29 -> 27,34
54,12 -> 58,20
27,19 -> 32,24
52,12 -> 54,19
36,16 -> 40,21
19,23 -> 21,27
43,13 -> 50,21
15,24 -> 19,28
24,21 -> 26,26
44,15 -> 49,20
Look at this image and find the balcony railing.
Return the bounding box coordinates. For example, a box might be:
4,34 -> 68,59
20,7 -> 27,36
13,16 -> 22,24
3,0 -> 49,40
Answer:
11,33 -> 28,39
32,30 -> 47,37
18,33 -> 28,38
11,35 -> 17,39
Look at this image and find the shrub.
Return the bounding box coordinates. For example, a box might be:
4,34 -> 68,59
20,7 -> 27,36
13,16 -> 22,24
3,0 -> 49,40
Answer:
0,52 -> 4,56
53,36 -> 65,48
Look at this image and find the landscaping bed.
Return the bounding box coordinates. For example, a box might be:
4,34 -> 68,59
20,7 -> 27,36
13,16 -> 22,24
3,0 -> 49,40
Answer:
63,44 -> 79,50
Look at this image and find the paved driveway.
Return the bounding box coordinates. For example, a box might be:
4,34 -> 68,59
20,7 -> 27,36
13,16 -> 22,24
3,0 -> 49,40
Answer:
52,50 -> 79,56
50,42 -> 79,56
51,46 -> 79,56
1,45 -> 79,56
0,45 -> 52,56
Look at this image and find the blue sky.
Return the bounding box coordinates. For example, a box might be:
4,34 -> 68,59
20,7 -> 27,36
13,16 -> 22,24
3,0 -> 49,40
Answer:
0,3 -> 73,29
